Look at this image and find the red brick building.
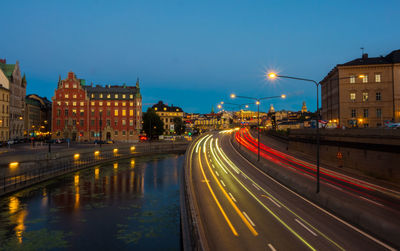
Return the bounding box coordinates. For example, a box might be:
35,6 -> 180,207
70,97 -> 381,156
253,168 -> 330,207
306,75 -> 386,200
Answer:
51,72 -> 142,142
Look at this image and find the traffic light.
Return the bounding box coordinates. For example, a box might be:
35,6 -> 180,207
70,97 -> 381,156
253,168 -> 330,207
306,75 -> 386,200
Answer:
188,132 -> 192,136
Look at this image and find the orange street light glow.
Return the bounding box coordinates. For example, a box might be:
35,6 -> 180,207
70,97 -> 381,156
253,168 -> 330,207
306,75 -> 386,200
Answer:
113,148 -> 118,154
358,75 -> 365,79
281,94 -> 286,99
256,101 -> 260,105
9,162 -> 19,168
230,94 -> 236,98
94,151 -> 100,156
74,153 -> 80,160
268,72 -> 277,79
130,146 -> 135,152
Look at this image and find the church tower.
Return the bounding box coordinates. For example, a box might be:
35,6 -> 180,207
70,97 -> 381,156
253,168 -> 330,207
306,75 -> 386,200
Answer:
301,101 -> 307,113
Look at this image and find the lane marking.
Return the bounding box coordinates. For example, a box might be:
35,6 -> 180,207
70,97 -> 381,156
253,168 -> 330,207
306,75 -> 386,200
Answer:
229,192 -> 237,203
295,219 -> 317,237
252,183 -> 260,191
220,180 -> 226,187
229,135 -> 396,250
359,196 -> 384,207
268,243 -> 277,251
261,195 -> 281,208
215,171 -> 219,177
197,145 -> 238,236
204,142 -> 258,236
243,211 -> 256,227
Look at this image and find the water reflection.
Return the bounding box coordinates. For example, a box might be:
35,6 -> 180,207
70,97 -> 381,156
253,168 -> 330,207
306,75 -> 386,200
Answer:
0,155 -> 182,250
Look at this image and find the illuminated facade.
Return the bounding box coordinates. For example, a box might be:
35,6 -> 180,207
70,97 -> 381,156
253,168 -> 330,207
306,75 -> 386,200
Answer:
0,67 -> 10,141
152,101 -> 183,134
51,72 -> 142,142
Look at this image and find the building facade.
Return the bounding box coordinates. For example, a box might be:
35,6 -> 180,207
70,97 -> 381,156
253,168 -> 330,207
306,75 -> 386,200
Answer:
0,59 -> 26,139
25,94 -> 52,138
321,50 -> 400,128
51,72 -> 142,142
0,68 -> 10,142
152,101 -> 184,134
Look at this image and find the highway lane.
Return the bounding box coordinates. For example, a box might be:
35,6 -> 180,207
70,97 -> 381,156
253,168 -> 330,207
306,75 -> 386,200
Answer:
188,132 -> 396,250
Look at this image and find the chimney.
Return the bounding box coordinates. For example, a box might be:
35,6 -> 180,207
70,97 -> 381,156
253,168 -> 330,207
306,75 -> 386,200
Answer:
362,53 -> 368,60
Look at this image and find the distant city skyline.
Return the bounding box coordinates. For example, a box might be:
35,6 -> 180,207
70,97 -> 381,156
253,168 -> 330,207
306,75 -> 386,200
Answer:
2,0 -> 399,113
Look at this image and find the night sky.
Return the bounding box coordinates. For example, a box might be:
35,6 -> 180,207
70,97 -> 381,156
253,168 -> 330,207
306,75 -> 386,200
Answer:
2,0 -> 399,113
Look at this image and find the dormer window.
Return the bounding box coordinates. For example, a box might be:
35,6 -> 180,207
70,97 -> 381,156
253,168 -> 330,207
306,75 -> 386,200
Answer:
65,83 -> 69,88
73,84 -> 77,88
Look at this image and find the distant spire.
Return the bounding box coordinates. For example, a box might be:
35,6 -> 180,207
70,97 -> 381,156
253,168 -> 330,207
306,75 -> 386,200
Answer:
301,101 -> 307,113
211,107 -> 215,113
136,77 -> 140,88
59,74 -> 61,82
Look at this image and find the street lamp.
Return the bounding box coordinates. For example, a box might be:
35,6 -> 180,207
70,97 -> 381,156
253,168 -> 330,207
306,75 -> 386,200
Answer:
231,93 -> 285,161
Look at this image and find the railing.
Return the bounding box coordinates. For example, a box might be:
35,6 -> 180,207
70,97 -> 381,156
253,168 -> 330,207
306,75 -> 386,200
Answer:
0,142 -> 188,196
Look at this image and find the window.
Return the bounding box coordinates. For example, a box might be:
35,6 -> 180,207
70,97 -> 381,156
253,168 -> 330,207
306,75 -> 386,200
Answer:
99,101 -> 103,106
72,109 -> 77,116
362,75 -> 368,83
65,109 -> 69,116
129,110 -> 134,116
362,92 -> 368,102
107,120 -> 111,126
377,123 -> 382,127
91,109 -> 95,116
363,124 -> 369,128
73,120 -> 77,126
80,102 -> 84,106
130,131 -> 133,136
114,110 -> 118,116
57,109 -> 61,116
115,131 -> 118,136
107,94 -> 111,99
107,102 -> 111,106
122,102 -> 126,106
91,94 -> 94,98
376,92 -> 381,101
91,131 -> 94,137
65,94 -> 69,98
80,120 -> 84,127
73,94 -> 77,98
80,110 -> 84,116
122,110 -> 126,116
73,102 -> 77,106
107,110 -> 110,116
129,119 -> 133,126
73,84 -> 77,88
65,83 -> 69,88
64,120 -> 68,126
376,108 -> 382,118
164,107 -> 167,111
100,94 -> 103,98
91,119 -> 95,126
122,94 -> 126,99
130,94 -> 133,99
91,101 -> 95,106
363,109 -> 368,118
130,102 -> 133,106
115,94 -> 118,99
122,119 -> 126,125
350,75 -> 355,83
114,120 -> 118,126
137,101 -> 140,106
122,131 -> 126,136
56,120 -> 60,126
115,101 -> 118,106
351,109 -> 356,118
57,101 -> 61,106
375,74 -> 381,83
65,101 -> 69,106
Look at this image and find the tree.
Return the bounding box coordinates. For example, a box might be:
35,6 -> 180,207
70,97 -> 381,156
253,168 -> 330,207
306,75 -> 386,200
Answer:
173,117 -> 185,135
142,108 -> 164,139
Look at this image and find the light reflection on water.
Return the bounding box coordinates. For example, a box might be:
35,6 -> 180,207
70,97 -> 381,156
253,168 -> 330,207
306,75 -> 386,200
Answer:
0,154 -> 183,250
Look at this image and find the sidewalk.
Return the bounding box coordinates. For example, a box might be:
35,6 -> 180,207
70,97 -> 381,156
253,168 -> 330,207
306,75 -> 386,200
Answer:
251,129 -> 400,192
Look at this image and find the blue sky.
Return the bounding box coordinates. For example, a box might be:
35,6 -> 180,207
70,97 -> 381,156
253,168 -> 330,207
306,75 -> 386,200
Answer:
2,0 -> 399,113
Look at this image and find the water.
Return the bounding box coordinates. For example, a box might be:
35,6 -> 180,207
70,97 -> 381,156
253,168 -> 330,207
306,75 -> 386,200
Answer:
0,154 -> 183,250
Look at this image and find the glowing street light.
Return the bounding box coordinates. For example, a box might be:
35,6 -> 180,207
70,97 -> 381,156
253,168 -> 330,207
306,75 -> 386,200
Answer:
231,93 -> 285,161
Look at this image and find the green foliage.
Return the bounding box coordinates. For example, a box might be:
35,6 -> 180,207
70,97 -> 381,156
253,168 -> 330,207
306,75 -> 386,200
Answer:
172,117 -> 185,135
142,108 -> 164,139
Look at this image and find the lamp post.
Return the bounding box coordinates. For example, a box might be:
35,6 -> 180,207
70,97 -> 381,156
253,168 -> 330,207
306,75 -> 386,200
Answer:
231,93 -> 285,161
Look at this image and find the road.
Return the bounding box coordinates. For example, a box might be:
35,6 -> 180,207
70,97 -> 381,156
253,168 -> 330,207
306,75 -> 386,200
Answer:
187,131 -> 397,250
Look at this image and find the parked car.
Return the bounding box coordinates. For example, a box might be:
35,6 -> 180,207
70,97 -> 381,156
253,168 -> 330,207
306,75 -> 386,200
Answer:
7,140 -> 15,145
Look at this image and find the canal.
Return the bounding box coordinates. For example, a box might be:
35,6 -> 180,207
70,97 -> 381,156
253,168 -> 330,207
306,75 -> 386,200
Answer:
0,154 -> 183,250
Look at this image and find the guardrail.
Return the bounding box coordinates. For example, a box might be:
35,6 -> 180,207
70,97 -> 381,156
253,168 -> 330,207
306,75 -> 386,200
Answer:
0,142 -> 188,197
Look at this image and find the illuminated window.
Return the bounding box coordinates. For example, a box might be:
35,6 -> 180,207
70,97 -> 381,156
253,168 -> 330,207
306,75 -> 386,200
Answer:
375,74 -> 381,83
57,101 -> 61,106
107,94 -> 111,99
350,93 -> 356,101
130,102 -> 133,106
80,102 -> 84,106
73,102 -> 77,106
91,109 -> 95,116
362,92 -> 368,101
363,109 -> 368,118
130,94 -> 133,99
91,94 -> 94,98
164,107 -> 167,111
115,101 -> 118,106
73,84 -> 77,88
129,110 -> 133,116
362,75 -> 368,83
122,102 -> 126,106
115,94 -> 118,99
122,110 -> 126,116
137,111 -> 140,116
154,107 -> 158,111
72,109 -> 77,116
80,110 -> 84,116
99,102 -> 103,106
176,109 -> 179,111
100,94 -> 103,98
129,119 -> 133,126
65,101 -> 69,106
73,94 -> 77,98
65,83 -> 69,88
122,94 -> 126,99
350,76 -> 355,83
137,101 -> 140,106
122,119 -> 126,125
114,110 -> 118,116
107,102 -> 111,106
65,94 -> 69,98
91,101 -> 95,106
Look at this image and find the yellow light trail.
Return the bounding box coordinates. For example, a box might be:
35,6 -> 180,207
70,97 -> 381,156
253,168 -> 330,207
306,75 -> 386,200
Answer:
217,138 -> 345,251
210,138 -> 316,251
205,137 -> 258,236
195,140 -> 238,236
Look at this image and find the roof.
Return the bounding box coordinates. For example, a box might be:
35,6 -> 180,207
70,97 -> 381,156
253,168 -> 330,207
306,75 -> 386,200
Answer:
338,49 -> 400,67
84,85 -> 139,100
0,62 -> 15,79
152,101 -> 183,112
